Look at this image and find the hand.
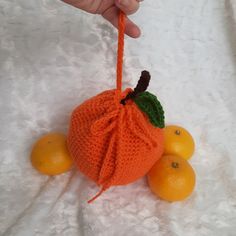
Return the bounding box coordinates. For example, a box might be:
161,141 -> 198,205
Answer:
62,0 -> 141,38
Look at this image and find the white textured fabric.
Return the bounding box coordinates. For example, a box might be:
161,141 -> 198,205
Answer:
1,0 -> 236,235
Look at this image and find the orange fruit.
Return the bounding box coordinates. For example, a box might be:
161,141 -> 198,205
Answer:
31,133 -> 73,175
147,155 -> 196,202
164,125 -> 195,160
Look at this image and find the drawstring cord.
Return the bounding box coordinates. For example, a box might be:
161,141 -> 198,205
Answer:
88,11 -> 126,204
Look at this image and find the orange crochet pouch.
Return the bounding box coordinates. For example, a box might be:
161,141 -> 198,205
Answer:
67,11 -> 165,203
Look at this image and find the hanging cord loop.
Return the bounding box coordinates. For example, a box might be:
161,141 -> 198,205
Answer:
88,11 -> 125,204
116,11 -> 125,94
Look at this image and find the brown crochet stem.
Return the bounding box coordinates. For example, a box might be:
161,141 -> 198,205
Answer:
121,70 -> 151,105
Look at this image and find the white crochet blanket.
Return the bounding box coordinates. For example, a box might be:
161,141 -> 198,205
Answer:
1,0 -> 236,235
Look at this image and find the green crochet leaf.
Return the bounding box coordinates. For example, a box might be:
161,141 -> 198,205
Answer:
134,91 -> 165,128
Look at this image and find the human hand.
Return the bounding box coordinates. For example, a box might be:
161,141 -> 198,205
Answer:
62,0 -> 141,38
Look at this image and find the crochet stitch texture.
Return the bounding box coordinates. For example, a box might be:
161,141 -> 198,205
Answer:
67,89 -> 164,192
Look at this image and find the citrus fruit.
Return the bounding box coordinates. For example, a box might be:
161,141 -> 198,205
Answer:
164,125 -> 195,160
147,155 -> 196,202
31,133 -> 73,175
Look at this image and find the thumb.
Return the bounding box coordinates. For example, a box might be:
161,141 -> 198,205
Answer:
115,0 -> 140,15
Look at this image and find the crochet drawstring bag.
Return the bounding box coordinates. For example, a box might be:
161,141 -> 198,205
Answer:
67,11 -> 165,203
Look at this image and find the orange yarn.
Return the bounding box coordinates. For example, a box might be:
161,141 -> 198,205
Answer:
116,11 -> 125,94
67,89 -> 164,202
67,11 -> 164,203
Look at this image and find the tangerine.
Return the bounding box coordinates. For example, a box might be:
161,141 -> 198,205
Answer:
147,155 -> 196,202
31,133 -> 73,175
164,125 -> 195,160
